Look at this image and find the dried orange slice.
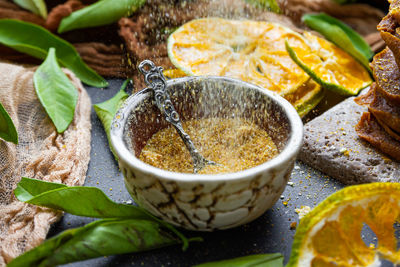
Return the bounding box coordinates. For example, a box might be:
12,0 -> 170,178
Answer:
168,18 -> 313,96
285,79 -> 324,118
161,68 -> 323,118
163,69 -> 187,79
286,32 -> 372,96
288,183 -> 400,266
168,18 -> 327,116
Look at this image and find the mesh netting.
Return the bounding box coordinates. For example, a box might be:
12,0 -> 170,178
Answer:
0,62 -> 91,265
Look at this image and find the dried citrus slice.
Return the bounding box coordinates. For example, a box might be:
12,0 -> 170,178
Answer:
161,68 -> 324,118
285,79 -> 325,118
168,18 -> 327,116
286,32 -> 372,96
168,18 -> 313,96
287,183 -> 400,266
163,69 -> 187,79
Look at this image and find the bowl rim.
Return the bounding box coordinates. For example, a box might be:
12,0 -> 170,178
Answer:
110,75 -> 303,182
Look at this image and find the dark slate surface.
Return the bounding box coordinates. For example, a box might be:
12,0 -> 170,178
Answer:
48,79 -> 383,266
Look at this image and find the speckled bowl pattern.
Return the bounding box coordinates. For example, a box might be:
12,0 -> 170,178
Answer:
111,76 -> 303,231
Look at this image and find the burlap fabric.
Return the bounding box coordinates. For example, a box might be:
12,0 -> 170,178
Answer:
0,62 -> 91,265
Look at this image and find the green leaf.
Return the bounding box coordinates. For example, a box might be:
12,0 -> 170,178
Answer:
245,0 -> 281,13
8,218 -> 180,267
94,79 -> 130,160
302,13 -> 373,72
14,177 -> 196,250
33,48 -> 78,133
58,0 -> 146,33
14,177 -> 153,220
0,101 -> 18,144
14,176 -> 67,201
0,19 -> 108,87
13,0 -> 47,19
194,253 -> 284,267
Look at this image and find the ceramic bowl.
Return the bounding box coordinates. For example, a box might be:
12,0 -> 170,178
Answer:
110,76 -> 303,231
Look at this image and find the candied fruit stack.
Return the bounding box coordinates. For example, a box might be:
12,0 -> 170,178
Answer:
355,0 -> 400,161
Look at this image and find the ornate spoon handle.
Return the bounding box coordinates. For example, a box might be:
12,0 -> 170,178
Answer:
138,60 -> 216,173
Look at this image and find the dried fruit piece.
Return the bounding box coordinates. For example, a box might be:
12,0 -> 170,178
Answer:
168,18 -> 312,96
162,69 -> 187,79
286,32 -> 372,96
302,13 -> 373,71
356,112 -> 400,161
371,47 -> 400,105
364,84 -> 400,133
288,182 -> 400,266
284,79 -> 324,118
168,18 -> 325,116
162,71 -> 324,118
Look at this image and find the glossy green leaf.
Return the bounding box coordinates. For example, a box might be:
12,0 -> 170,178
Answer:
94,79 -> 130,160
245,0 -> 281,13
13,0 -> 47,18
0,19 -> 108,87
15,177 -> 152,220
8,218 -> 179,267
14,177 -> 195,250
0,101 -> 18,144
302,13 -> 373,72
33,48 -> 78,133
194,253 -> 284,267
58,0 -> 146,33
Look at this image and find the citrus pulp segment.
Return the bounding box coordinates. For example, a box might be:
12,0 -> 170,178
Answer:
287,183 -> 400,267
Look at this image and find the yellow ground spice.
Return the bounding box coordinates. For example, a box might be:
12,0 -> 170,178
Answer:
139,117 -> 278,174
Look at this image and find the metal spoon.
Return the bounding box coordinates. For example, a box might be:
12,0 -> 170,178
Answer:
138,60 -> 217,173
